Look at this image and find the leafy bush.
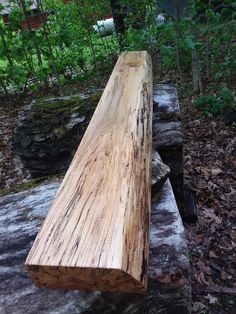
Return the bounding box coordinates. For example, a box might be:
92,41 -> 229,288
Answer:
194,86 -> 236,117
0,0 -> 235,98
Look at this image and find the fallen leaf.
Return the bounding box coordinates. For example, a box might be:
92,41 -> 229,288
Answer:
194,272 -> 210,286
230,232 -> 236,242
209,250 -> 218,258
192,301 -> 206,313
202,208 -> 222,224
221,271 -> 228,281
155,270 -> 188,289
205,293 -> 218,304
197,260 -> 212,275
211,168 -> 223,176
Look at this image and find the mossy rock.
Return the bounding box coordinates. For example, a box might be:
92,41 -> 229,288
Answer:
12,91 -> 103,178
33,93 -> 102,113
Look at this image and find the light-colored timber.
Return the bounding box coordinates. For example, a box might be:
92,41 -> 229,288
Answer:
26,51 -> 153,293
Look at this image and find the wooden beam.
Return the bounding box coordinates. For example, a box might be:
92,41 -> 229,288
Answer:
26,51 -> 153,293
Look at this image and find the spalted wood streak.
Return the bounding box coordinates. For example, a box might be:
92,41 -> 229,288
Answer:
26,51 -> 153,293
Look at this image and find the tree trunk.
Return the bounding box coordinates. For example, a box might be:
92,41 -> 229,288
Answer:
191,47 -> 203,94
206,0 -> 212,81
110,0 -> 125,50
35,0 -> 63,96
110,0 -> 125,34
19,0 -> 43,67
189,0 -> 203,94
174,0 -> 183,82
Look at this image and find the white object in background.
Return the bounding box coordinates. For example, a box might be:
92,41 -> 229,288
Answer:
156,13 -> 166,24
93,18 -> 115,36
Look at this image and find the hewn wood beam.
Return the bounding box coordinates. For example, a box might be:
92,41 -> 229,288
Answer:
26,51 -> 153,293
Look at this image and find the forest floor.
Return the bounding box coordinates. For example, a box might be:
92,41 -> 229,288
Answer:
0,76 -> 236,313
182,95 -> 236,313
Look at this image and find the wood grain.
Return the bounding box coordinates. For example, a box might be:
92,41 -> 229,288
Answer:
26,51 -> 153,293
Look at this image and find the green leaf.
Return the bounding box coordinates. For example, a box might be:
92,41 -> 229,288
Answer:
185,35 -> 195,50
231,1 -> 236,8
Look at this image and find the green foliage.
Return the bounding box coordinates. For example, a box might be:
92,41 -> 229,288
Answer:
0,0 -> 118,94
0,0 -> 235,102
160,45 -> 176,69
194,86 -> 236,117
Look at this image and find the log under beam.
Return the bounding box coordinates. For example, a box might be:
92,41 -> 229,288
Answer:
26,51 -> 153,293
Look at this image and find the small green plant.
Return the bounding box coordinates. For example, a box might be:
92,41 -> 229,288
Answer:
194,86 -> 235,118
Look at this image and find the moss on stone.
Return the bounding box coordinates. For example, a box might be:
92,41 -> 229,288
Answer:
33,92 -> 102,114
27,93 -> 102,124
33,98 -> 80,113
0,177 -> 49,196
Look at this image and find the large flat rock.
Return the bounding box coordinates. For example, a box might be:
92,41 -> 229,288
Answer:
0,179 -> 190,313
11,93 -> 101,177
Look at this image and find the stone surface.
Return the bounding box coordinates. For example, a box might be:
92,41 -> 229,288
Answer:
153,83 -> 180,114
0,106 -> 30,189
152,149 -> 170,195
11,93 -> 102,177
0,178 -> 190,313
153,82 -> 184,215
153,82 -> 197,221
153,121 -> 182,148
